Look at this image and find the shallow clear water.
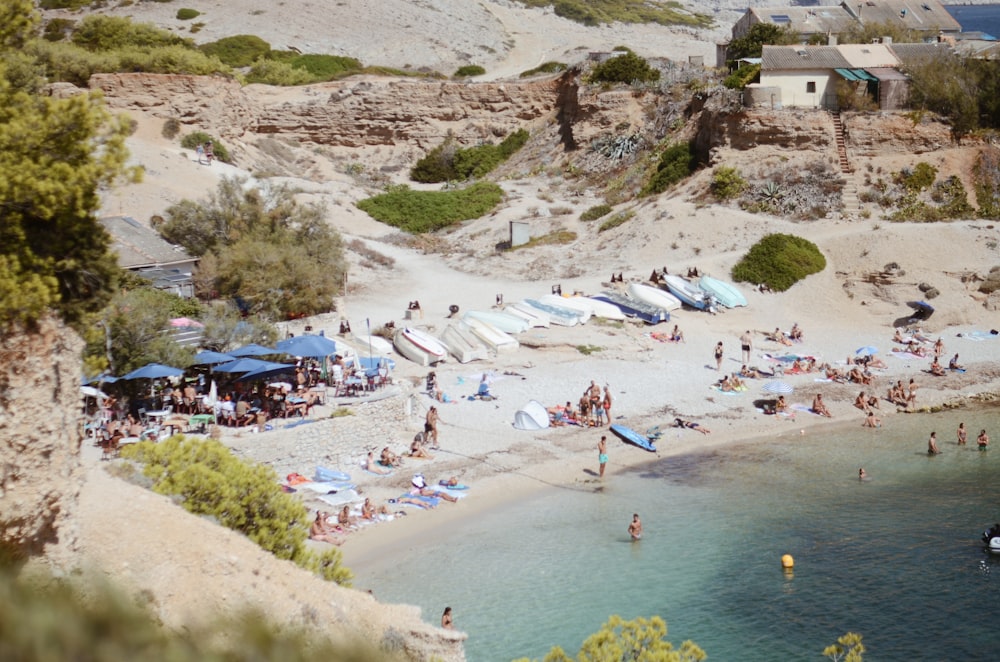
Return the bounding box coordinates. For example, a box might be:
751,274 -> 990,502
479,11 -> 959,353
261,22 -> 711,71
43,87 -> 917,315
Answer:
356,406 -> 1000,661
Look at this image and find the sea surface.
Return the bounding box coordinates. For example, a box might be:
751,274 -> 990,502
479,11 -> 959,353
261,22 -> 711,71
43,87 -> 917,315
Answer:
946,3 -> 1000,38
355,405 -> 1000,661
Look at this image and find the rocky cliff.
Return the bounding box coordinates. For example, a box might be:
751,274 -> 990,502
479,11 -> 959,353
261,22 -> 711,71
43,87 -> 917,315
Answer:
0,315 -> 85,560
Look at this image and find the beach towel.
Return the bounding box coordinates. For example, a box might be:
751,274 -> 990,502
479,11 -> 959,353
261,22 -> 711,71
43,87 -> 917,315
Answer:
890,351 -> 924,360
711,386 -> 744,395
394,494 -> 440,509
297,480 -> 356,494
790,403 -> 817,414
813,378 -> 834,383
317,490 -> 362,507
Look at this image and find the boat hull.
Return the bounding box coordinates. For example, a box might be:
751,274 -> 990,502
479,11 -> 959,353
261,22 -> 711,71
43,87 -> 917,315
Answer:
626,282 -> 682,313
610,424 -> 657,452
593,291 -> 668,324
516,300 -> 579,327
699,275 -> 748,308
504,304 -> 550,328
353,333 -> 393,356
538,294 -> 593,323
393,327 -> 448,366
463,310 -> 530,334
581,296 -> 626,321
663,275 -> 712,311
440,322 -> 490,363
463,317 -> 519,352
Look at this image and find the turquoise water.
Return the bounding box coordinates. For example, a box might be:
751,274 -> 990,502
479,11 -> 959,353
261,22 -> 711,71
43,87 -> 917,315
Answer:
356,407 -> 1000,661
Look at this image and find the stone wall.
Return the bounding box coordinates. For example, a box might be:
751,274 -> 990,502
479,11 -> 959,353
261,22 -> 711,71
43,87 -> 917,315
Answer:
0,315 -> 85,559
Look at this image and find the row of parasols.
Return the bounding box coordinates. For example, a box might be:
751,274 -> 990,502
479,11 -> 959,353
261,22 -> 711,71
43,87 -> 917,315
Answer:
90,334 -> 345,384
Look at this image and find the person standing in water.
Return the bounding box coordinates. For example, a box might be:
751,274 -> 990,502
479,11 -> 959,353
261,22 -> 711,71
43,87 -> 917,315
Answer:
597,435 -> 608,479
978,429 -> 990,450
957,422 -> 967,445
628,513 -> 643,541
928,431 -> 941,454
441,606 -> 454,629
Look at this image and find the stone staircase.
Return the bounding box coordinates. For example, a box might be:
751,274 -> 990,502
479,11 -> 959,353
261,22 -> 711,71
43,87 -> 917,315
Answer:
831,112 -> 851,173
830,111 -> 861,218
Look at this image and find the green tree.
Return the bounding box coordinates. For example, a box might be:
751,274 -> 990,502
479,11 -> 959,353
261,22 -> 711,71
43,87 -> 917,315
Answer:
590,51 -> 660,84
838,20 -> 921,45
160,177 -> 346,319
0,0 -> 137,330
726,23 -> 797,62
515,615 -> 706,662
904,50 -> 981,138
123,436 -> 352,585
71,14 -> 190,51
711,166 -> 747,200
643,142 -> 695,195
198,303 -> 278,352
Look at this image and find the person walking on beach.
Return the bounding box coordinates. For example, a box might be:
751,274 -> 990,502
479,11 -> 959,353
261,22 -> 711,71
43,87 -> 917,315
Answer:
195,142 -> 205,165
628,513 -> 643,541
978,429 -> 990,450
598,435 -> 608,479
441,606 -> 454,629
740,330 -> 752,364
928,431 -> 941,454
714,341 -> 724,371
602,385 -> 613,423
425,406 -> 439,447
957,422 -> 967,445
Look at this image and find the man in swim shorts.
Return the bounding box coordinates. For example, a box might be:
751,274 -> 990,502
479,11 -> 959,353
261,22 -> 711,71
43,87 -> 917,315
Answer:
740,330 -> 752,363
598,435 -> 608,478
628,513 -> 643,541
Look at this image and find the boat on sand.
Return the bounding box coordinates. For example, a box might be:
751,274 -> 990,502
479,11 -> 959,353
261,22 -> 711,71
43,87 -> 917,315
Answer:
393,327 -> 448,366
440,322 -> 489,363
513,300 -> 579,327
662,274 -> 714,311
504,305 -> 550,328
592,291 -> 668,324
463,316 -> 519,353
626,282 -> 682,313
463,310 -> 530,334
538,294 -> 593,324
698,275 -> 748,308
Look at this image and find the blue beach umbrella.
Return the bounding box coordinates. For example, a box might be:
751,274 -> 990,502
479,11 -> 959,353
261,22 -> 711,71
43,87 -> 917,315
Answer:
229,343 -> 278,357
762,380 -> 794,394
120,363 -> 184,380
276,334 -> 338,358
237,363 -> 298,382
855,346 -> 879,356
190,350 -> 236,365
213,358 -> 293,374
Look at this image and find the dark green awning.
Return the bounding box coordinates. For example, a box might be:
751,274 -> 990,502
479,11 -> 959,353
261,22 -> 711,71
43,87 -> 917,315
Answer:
835,68 -> 879,82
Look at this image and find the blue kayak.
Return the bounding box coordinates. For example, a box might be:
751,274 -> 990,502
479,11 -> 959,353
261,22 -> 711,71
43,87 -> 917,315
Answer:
610,424 -> 657,452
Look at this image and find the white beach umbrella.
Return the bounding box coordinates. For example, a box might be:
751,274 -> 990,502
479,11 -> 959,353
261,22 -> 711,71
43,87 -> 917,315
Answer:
762,381 -> 794,394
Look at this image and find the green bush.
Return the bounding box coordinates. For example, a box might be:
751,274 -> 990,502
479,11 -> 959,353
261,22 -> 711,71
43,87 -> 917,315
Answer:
590,51 -> 660,84
288,53 -> 362,79
71,15 -> 189,51
711,166 -> 747,200
516,0 -> 712,28
357,182 -> 504,233
410,129 -> 529,183
643,141 -> 694,195
598,210 -> 633,232
732,233 -> 826,291
973,147 -> 1000,219
580,204 -> 612,221
454,64 -> 486,78
199,34 -> 270,67
180,131 -> 231,163
520,61 -> 567,77
176,8 -> 200,20
722,63 -> 759,89
42,18 -> 75,42
245,58 -> 314,85
162,117 -> 181,139
39,0 -> 92,8
122,436 -> 352,585
896,162 -> 937,192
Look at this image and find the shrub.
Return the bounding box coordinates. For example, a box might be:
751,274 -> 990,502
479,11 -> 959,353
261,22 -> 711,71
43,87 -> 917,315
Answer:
722,63 -> 759,89
454,64 -> 486,78
176,8 -> 200,20
71,15 -> 189,51
287,53 -> 362,79
199,34 -> 271,67
357,182 -> 504,233
39,0 -> 92,8
180,131 -> 231,163
896,162 -> 937,192
732,233 -> 826,291
410,129 -> 529,183
580,204 -> 612,221
121,436 -> 352,585
162,117 -> 181,139
711,166 -> 747,200
519,61 -> 567,77
515,0 -> 712,28
511,230 -> 577,249
598,210 -> 633,232
42,18 -> 75,42
643,141 -> 694,195
245,58 -> 313,85
590,51 -> 659,84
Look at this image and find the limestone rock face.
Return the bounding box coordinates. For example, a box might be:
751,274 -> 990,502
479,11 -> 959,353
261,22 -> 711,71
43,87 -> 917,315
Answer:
0,315 -> 85,558
843,112 -> 953,155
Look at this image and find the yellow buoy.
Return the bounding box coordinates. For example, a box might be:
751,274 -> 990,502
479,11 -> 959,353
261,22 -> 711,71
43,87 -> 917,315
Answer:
781,554 -> 794,569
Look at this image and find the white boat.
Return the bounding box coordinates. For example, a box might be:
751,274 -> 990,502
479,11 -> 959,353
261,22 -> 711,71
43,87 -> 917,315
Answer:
463,316 -> 519,353
698,274 -> 748,308
538,294 -> 593,324
393,327 -> 448,366
463,310 -> 530,334
511,300 -> 578,327
353,332 -> 393,356
440,322 -> 490,363
522,299 -> 583,326
662,274 -> 714,311
983,526 -> 1000,554
581,296 -> 626,321
626,282 -> 682,313
504,304 -> 550,328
